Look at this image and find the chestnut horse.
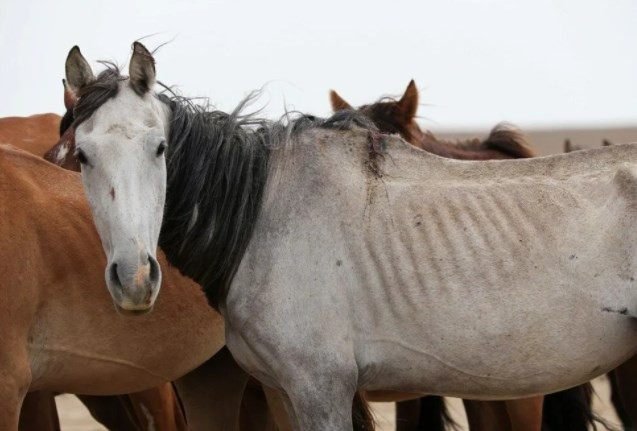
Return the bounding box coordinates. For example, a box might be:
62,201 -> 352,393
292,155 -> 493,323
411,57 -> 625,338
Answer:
0,142 -> 278,430
1,107 -> 191,431
330,81 -> 597,431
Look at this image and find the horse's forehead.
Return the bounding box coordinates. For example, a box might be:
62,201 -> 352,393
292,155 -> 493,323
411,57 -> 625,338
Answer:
90,85 -> 163,132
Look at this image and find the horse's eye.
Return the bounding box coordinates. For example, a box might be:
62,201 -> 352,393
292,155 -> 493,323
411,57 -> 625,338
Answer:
156,141 -> 166,157
76,149 -> 89,165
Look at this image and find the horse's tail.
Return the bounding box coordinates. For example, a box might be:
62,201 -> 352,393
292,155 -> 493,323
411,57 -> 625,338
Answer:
396,396 -> 456,431
353,392 -> 375,431
483,123 -> 536,158
542,383 -> 613,431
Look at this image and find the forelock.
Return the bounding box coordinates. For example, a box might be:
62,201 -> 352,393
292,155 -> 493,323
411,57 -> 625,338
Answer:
73,63 -> 125,128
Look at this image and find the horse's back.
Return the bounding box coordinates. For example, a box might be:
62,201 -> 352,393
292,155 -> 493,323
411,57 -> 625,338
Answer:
0,113 -> 61,156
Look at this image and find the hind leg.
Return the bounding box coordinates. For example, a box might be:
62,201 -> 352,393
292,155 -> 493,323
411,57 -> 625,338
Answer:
505,397 -> 543,431
76,395 -> 139,430
464,400 -> 510,431
18,391 -> 60,431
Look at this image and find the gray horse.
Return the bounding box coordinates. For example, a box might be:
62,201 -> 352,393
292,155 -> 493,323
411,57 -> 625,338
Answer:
68,42 -> 637,430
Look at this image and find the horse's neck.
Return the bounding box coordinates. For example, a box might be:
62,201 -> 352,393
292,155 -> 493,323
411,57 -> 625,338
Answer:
160,106 -> 271,308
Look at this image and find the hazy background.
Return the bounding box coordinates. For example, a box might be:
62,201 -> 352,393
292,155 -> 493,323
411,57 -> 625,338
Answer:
1,0 -> 635,131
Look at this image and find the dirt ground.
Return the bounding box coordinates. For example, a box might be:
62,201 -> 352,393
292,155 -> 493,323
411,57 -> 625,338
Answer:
56,375 -> 621,430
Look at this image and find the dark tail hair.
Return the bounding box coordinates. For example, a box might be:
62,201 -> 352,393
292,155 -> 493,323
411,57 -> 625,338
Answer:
396,396 -> 456,431
483,123 -> 536,158
542,383 -> 615,431
353,392 -> 375,431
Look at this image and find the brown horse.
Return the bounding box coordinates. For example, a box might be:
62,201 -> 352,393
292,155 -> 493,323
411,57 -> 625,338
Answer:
330,80 -> 535,161
0,142 -> 279,430
1,107 -> 191,431
330,81 -> 597,431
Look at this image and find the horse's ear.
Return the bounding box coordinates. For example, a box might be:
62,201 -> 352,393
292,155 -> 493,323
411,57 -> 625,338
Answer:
62,79 -> 77,110
65,46 -> 94,96
329,90 -> 353,112
398,79 -> 419,119
129,42 -> 156,96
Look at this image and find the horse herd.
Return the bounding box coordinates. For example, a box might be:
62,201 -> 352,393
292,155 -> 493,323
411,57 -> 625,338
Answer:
2,42 -> 637,431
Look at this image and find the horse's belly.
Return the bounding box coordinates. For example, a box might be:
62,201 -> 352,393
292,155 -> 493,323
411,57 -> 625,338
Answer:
356,294 -> 637,399
29,353 -> 169,394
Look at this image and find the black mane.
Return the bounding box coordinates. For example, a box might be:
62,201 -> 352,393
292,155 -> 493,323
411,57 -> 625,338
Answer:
73,64 -> 378,308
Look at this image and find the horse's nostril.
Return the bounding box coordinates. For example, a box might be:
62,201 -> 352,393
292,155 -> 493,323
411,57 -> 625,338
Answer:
108,262 -> 122,290
148,255 -> 160,285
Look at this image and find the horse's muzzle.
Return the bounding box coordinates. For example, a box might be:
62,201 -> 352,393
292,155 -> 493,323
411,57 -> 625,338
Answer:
105,251 -> 161,314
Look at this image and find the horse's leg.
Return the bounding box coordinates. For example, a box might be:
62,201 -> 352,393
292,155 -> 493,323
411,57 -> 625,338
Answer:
396,396 -> 451,431
395,399 -> 421,431
280,370 -> 357,431
0,345 -> 31,430
463,400 -> 510,431
613,354 -> 637,427
262,385 -> 293,431
240,379 -> 277,431
126,384 -> 187,431
174,347 -> 250,431
75,395 -> 139,430
18,391 -> 60,431
505,397 -> 543,431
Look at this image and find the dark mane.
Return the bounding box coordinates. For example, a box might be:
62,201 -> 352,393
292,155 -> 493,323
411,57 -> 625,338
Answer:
73,66 -> 378,307
159,94 -> 378,307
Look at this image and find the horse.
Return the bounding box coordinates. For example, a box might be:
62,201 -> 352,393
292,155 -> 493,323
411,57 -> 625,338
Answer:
330,81 -> 597,431
0,107 -> 191,431
330,80 -> 535,161
68,42 -> 637,431
0,140 -> 278,430
33,58 -> 372,431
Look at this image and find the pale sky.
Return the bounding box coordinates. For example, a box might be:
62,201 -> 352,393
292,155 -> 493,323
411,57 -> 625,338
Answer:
1,0 -> 635,130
